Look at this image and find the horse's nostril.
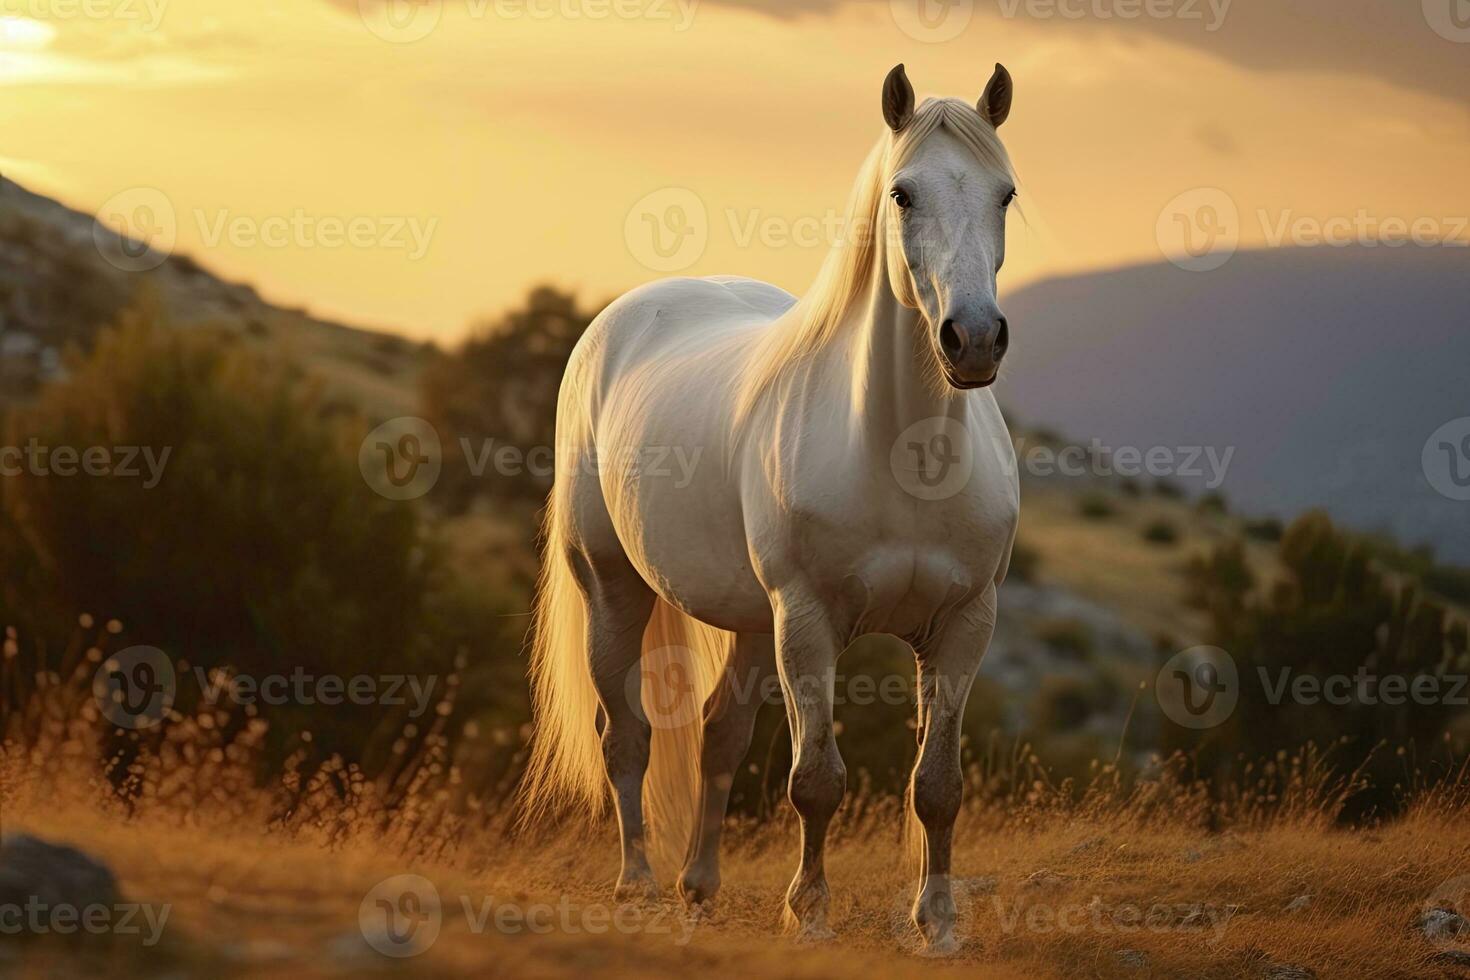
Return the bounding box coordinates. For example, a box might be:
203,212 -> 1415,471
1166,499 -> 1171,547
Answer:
993,317 -> 1009,359
939,319 -> 963,359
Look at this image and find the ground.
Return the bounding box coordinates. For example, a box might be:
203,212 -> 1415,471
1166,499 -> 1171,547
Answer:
4,791 -> 1467,979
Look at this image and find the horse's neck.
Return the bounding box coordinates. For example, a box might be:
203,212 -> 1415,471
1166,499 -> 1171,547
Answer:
838,255 -> 968,448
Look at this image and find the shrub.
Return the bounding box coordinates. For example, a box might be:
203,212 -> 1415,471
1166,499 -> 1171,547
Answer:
1166,511 -> 1470,818
1243,517 -> 1284,542
1078,492 -> 1117,520
0,308 -> 444,762
1035,617 -> 1095,660
1142,519 -> 1180,545
420,286 -> 600,511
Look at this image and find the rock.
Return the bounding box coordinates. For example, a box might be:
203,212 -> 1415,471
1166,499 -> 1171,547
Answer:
959,875 -> 998,896
1284,895 -> 1311,913
1115,949 -> 1150,969
1263,965 -> 1315,980
1420,907 -> 1469,941
1022,869 -> 1068,891
0,833 -> 120,935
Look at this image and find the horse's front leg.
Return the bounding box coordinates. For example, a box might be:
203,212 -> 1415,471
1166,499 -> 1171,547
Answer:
910,584 -> 995,953
772,596 -> 846,940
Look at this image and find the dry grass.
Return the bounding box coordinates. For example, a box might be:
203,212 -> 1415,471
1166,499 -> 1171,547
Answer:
4,642 -> 1469,980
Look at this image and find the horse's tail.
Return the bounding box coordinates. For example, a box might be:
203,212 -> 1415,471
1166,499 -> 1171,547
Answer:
521,498 -> 732,873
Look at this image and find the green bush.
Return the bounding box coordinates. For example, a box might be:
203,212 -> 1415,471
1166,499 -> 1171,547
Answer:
1166,511 -> 1470,818
1035,617 -> 1095,660
420,286 -> 600,512
1,309 -> 445,761
1243,517 -> 1284,542
1078,492 -> 1117,520
1142,519 -> 1180,545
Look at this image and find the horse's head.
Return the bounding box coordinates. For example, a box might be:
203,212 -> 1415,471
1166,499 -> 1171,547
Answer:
880,64 -> 1016,390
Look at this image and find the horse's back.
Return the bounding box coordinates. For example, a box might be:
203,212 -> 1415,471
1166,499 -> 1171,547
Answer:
568,276 -> 793,388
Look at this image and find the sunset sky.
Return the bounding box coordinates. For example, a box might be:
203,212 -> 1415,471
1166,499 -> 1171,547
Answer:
1,0 -> 1466,340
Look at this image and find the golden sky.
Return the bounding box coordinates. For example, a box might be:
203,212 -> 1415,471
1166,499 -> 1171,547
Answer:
1,0 -> 1467,340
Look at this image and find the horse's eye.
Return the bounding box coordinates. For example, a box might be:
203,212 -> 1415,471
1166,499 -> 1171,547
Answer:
890,188 -> 912,210
1001,188 -> 1017,208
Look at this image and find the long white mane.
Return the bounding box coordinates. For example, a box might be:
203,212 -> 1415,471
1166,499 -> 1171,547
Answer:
734,97 -> 1017,426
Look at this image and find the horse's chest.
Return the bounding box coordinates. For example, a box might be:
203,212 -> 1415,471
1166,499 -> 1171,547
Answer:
797,490 -> 1015,642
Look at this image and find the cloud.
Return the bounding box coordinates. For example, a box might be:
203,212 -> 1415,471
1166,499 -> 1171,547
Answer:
334,0 -> 1466,107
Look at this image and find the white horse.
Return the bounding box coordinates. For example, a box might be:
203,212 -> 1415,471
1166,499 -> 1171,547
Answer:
524,64 -> 1020,952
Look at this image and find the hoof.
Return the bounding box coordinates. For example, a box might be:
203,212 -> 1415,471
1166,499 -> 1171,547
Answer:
613,873 -> 660,903
781,905 -> 835,943
676,870 -> 720,909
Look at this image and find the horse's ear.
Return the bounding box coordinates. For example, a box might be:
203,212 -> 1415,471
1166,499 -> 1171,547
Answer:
882,64 -> 915,132
978,63 -> 1013,128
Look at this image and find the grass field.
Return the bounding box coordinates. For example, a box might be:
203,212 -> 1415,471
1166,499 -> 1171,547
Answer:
5,741 -> 1469,979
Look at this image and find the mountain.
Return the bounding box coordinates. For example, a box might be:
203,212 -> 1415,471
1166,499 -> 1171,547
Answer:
0,176 -> 427,417
997,246 -> 1470,562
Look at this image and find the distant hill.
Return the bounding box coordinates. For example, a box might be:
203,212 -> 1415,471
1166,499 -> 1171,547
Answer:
998,247 -> 1470,562
0,176 -> 427,417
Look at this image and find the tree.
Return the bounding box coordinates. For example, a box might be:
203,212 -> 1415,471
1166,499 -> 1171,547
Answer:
420,286 -> 601,511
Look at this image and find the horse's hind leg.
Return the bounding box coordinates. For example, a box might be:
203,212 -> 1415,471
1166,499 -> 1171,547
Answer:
678,631 -> 776,906
570,545 -> 659,900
